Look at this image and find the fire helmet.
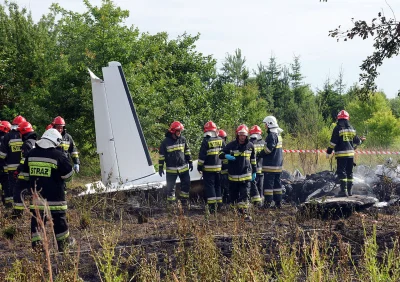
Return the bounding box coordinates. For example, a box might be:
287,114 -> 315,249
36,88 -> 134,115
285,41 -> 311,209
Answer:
337,110 -> 350,120
12,115 -> 26,125
169,121 -> 184,134
0,121 -> 11,133
17,121 -> 34,135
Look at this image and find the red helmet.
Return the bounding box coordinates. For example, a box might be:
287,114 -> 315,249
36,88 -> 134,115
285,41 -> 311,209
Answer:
218,129 -> 227,138
236,124 -> 249,136
204,121 -> 217,132
169,121 -> 184,133
53,116 -> 66,126
337,110 -> 350,120
17,121 -> 34,135
249,125 -> 262,135
45,124 -> 53,130
12,115 -> 26,125
0,121 -> 11,133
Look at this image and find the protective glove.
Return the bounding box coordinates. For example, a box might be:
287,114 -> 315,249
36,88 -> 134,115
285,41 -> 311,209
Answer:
189,162 -> 193,172
159,168 -> 164,177
13,170 -> 19,180
225,154 -> 236,161
326,153 -> 330,159
74,164 -> 80,173
252,173 -> 256,181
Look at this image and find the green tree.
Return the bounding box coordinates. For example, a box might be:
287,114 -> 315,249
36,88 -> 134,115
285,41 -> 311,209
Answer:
221,48 -> 249,87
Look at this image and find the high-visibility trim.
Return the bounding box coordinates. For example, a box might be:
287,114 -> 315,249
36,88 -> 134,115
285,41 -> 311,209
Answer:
256,169 -> 262,174
28,161 -> 57,169
9,140 -> 23,153
159,154 -> 165,160
28,157 -> 58,165
340,179 -> 347,182
221,170 -> 228,175
198,159 -> 204,165
262,166 -> 283,173
13,203 -> 25,210
216,197 -> 222,203
30,204 -> 68,211
6,164 -> 18,170
207,148 -> 221,155
207,197 -> 217,204
166,164 -> 189,174
335,153 -> 355,158
273,188 -> 283,194
264,190 -> 273,196
179,191 -> 189,198
20,158 -> 25,164
167,196 -> 176,201
166,144 -> 185,152
61,171 -> 74,180
237,202 -> 249,209
251,196 -> 262,202
0,151 -> 6,159
5,197 -> 13,203
203,164 -> 222,172
347,178 -> 353,182
56,230 -> 69,241
60,143 -> 71,152
228,173 -> 252,181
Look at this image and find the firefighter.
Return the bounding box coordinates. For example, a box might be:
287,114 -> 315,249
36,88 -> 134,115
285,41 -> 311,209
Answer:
198,121 -> 224,213
51,116 -> 79,173
326,110 -> 363,197
259,116 -> 283,209
0,121 -> 11,206
21,128 -> 74,251
0,115 -> 26,208
218,129 -> 229,204
159,121 -> 193,205
12,122 -> 37,217
249,125 -> 265,206
220,124 -> 256,220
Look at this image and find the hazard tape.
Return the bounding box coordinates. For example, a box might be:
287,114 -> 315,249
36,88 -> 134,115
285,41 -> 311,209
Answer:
283,149 -> 400,155
149,147 -> 400,155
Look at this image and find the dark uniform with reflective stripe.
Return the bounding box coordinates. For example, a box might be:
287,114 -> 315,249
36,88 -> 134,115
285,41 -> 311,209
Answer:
22,144 -> 73,251
220,139 -> 256,212
59,131 -> 80,165
198,135 -> 224,211
13,132 -> 37,215
0,130 -> 23,207
327,120 -> 362,195
249,136 -> 265,204
259,131 -> 283,207
0,131 -> 7,206
159,131 -> 192,202
220,157 -> 229,204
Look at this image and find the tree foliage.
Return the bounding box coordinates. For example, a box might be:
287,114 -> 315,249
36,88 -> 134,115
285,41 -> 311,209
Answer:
1,0 -> 400,170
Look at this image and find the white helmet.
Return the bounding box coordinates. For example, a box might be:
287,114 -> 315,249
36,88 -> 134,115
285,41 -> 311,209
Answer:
36,128 -> 63,149
263,116 -> 279,129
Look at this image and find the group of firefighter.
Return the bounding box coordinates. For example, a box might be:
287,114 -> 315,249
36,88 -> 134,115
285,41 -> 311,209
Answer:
0,109 -> 362,249
159,110 -> 364,221
0,115 -> 79,251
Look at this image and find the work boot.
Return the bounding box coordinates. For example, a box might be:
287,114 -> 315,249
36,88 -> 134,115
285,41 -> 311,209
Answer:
275,201 -> 282,209
58,236 -> 76,252
264,201 -> 273,209
243,214 -> 252,222
337,181 -> 348,197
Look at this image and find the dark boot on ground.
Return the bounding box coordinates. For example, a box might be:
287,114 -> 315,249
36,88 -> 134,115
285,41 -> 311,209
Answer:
347,183 -> 353,196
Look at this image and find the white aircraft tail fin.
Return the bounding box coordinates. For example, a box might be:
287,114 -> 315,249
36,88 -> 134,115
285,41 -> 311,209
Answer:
89,62 -> 155,186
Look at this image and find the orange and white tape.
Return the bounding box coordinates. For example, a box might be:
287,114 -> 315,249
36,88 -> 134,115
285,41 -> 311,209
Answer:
283,149 -> 400,155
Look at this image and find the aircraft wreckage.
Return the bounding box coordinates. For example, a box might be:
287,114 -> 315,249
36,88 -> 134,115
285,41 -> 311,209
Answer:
80,62 -> 399,218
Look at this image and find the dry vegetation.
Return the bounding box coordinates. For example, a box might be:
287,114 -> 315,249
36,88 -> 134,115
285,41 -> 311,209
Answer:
1,153 -> 399,281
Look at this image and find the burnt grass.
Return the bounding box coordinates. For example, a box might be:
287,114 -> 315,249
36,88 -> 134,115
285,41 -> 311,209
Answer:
1,189 -> 400,281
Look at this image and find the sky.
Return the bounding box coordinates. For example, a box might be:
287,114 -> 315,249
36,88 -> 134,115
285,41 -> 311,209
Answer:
4,0 -> 400,98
